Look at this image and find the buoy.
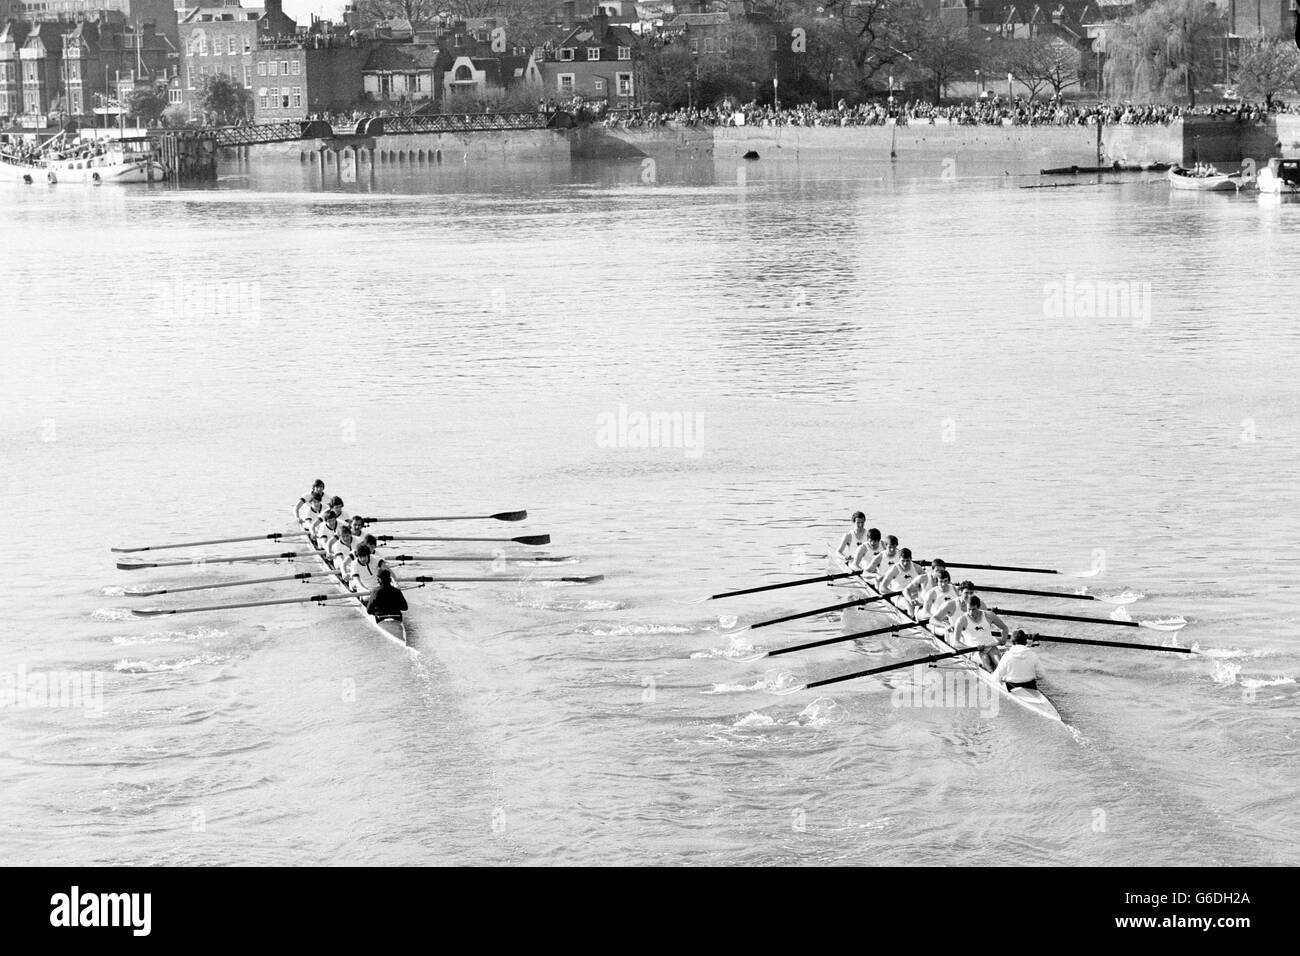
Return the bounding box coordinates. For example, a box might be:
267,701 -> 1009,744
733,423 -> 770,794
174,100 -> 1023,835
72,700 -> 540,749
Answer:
47,170 -> 57,184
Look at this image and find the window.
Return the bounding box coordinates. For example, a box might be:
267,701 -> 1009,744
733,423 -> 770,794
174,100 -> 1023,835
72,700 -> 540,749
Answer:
454,64 -> 472,81
213,37 -> 222,55
280,61 -> 288,76
690,39 -> 698,54
186,68 -> 194,90
594,79 -> 603,91
291,86 -> 300,107
617,72 -> 632,96
169,87 -> 181,103
243,36 -> 251,53
587,47 -> 600,60
281,89 -> 290,108
719,38 -> 727,52
559,47 -> 573,61
243,64 -> 251,86
291,60 -> 300,75
769,35 -> 777,50
257,60 -> 266,76
617,46 -> 630,60
558,73 -> 574,93
228,37 -> 236,54
704,38 -> 714,53
269,86 -> 278,107
258,88 -> 267,107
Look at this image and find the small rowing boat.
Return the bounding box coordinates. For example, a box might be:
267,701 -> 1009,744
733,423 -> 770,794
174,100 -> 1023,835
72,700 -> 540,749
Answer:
295,501 -> 408,648
826,543 -> 1062,721
1168,165 -> 1242,192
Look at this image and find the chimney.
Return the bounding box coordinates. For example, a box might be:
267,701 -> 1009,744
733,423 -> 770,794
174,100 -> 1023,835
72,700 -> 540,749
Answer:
563,0 -> 576,29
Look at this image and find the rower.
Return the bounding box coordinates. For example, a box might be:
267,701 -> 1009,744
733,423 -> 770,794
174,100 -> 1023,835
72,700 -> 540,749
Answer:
347,541 -> 393,593
297,488 -> 325,527
949,595 -> 1013,670
991,629 -> 1042,693
329,525 -> 355,571
849,528 -> 883,570
837,512 -> 868,556
880,547 -> 924,594
903,558 -> 947,610
314,509 -> 342,550
365,567 -> 408,625
324,495 -> 346,522
296,480 -> 326,523
929,579 -> 975,631
860,534 -> 900,582
915,568 -> 958,619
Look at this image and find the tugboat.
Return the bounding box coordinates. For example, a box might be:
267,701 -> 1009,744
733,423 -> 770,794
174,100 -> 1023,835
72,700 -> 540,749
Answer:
0,132 -> 166,185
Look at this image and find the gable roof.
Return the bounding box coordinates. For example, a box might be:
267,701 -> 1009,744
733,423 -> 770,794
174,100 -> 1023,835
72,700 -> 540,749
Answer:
364,43 -> 441,71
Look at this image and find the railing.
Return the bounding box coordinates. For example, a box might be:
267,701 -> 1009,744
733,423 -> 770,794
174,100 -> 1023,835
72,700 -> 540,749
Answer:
361,111 -> 553,136
210,119 -> 333,147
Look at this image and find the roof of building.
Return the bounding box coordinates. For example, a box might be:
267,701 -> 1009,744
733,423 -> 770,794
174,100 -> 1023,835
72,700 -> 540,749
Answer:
364,43 -> 441,71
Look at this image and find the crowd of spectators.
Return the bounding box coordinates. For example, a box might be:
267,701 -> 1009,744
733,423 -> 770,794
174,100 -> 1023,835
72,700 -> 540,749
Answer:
603,97 -> 1296,130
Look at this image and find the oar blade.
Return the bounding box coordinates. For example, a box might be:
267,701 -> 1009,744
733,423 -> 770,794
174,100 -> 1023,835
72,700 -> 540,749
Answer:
560,574 -> 604,584
492,510 -> 528,521
514,534 -> 552,546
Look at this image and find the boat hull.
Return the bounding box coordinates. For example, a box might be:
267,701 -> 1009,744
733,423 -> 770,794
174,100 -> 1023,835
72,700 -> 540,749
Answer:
1167,167 -> 1240,191
826,545 -> 1061,722
295,508 -> 410,649
2,158 -> 166,184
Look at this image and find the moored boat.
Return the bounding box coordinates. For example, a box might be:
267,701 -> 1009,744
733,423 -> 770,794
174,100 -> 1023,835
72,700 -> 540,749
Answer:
1167,165 -> 1242,192
1257,157 -> 1300,195
1,134 -> 166,185
826,543 -> 1062,721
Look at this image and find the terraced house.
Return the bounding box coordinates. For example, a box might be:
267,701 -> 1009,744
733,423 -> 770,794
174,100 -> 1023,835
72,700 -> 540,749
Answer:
175,0 -> 293,120
536,7 -> 637,106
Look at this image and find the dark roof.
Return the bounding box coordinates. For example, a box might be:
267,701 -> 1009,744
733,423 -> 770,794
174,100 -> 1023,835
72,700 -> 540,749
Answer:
364,43 -> 440,71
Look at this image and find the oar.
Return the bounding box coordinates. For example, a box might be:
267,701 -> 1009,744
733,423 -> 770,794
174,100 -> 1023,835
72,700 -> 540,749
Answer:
1028,633 -> 1195,654
991,606 -> 1187,631
725,592 -> 903,633
117,551 -> 311,571
374,534 -> 551,546
919,559 -> 1099,578
408,574 -> 604,585
968,584 -> 1138,605
124,572 -> 319,596
384,553 -> 571,564
129,592 -> 359,616
694,571 -> 863,602
734,620 -> 928,663
111,531 -> 297,553
357,510 -> 527,524
775,645 -> 988,695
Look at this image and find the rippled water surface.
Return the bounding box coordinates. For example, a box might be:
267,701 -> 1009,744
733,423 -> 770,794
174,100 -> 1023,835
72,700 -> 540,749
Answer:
2,152 -> 1297,866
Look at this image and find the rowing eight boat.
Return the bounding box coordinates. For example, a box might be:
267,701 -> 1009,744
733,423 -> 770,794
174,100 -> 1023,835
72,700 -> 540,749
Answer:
826,543 -> 1062,722
296,504 -> 409,649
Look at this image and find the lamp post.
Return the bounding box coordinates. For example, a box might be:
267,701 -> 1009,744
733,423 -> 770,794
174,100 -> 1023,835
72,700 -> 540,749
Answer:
975,69 -> 981,97
773,75 -> 779,111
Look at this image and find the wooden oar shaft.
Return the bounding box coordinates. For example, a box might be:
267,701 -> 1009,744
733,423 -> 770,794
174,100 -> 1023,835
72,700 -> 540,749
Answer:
117,551 -> 309,570
374,534 -> 551,545
131,592 -> 347,615
387,554 -> 570,563
126,572 -> 316,596
1030,633 -> 1192,653
921,560 -> 1060,574
111,531 -> 293,553
804,645 -> 985,690
750,591 -> 901,631
709,571 -> 858,600
358,510 -> 527,524
993,607 -> 1138,628
973,584 -> 1095,601
768,620 -> 926,658
409,574 -> 604,584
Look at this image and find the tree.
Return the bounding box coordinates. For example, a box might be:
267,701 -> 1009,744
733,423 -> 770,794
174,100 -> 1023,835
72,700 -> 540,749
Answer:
201,74 -> 252,125
907,17 -> 980,101
1003,35 -> 1080,100
641,41 -> 696,108
350,0 -> 439,28
1233,38 -> 1300,107
125,87 -> 168,127
817,0 -> 919,93
1102,0 -> 1226,106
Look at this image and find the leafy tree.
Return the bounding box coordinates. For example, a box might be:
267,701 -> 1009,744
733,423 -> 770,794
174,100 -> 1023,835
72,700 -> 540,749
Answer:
125,87 -> 169,127
200,74 -> 252,124
1102,0 -> 1226,106
816,0 -> 919,92
640,41 -> 695,108
1233,38 -> 1300,107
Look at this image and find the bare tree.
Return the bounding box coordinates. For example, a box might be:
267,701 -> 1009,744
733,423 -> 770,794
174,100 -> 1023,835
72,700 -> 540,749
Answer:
1234,37 -> 1300,107
1004,35 -> 1080,100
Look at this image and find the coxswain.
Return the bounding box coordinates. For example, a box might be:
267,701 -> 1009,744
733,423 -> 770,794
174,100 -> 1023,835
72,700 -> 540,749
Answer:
365,567 -> 408,624
837,512 -> 868,556
949,595 -> 1013,669
991,629 -> 1043,693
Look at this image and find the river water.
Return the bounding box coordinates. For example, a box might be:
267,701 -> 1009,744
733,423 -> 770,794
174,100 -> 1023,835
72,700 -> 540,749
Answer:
2,151 -> 1297,866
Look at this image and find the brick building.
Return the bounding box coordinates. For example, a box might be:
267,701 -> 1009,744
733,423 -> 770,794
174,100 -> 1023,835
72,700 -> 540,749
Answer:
536,7 -> 637,105
0,19 -> 31,119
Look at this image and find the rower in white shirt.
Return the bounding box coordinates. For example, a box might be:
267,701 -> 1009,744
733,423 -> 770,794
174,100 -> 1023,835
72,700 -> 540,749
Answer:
314,509 -> 342,550
991,630 -> 1043,693
929,580 -> 976,631
295,479 -> 326,523
861,534 -> 900,582
837,512 -> 868,557
949,595 -> 1014,670
904,558 -> 947,611
329,525 -> 356,572
849,528 -> 883,570
880,547 -> 924,595
916,569 -> 959,619
347,542 -> 383,593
